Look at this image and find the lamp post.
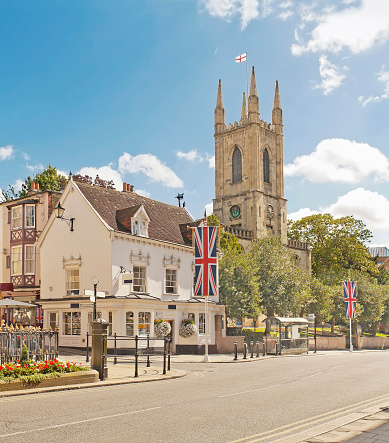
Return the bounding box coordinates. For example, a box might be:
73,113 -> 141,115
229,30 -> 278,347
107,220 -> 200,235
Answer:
54,202 -> 75,231
91,277 -> 99,321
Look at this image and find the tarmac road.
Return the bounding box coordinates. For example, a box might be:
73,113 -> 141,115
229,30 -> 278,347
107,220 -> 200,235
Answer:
1,350 -> 389,442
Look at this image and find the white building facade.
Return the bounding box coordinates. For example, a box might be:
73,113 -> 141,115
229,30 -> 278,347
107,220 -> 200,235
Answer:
37,179 -> 225,353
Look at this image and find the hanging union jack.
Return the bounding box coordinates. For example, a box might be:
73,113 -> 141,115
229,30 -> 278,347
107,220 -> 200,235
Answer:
343,280 -> 357,319
194,225 -> 218,296
36,305 -> 43,324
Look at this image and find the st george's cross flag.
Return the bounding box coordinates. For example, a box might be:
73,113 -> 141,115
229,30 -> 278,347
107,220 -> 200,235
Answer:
235,52 -> 247,63
194,225 -> 218,296
343,280 -> 357,319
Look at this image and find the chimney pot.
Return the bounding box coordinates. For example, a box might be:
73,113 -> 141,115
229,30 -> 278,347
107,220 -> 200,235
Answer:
122,183 -> 127,192
35,183 -> 39,191
130,185 -> 134,192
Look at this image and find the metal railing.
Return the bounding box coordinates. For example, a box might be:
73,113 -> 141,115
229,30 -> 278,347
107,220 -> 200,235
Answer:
95,334 -> 171,381
0,327 -> 59,364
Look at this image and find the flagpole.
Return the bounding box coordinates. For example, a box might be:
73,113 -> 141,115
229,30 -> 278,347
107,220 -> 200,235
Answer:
349,317 -> 353,352
203,295 -> 210,362
245,51 -> 249,106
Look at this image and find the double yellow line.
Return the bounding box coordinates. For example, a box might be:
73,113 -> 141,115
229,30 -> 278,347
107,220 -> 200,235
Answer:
230,393 -> 389,442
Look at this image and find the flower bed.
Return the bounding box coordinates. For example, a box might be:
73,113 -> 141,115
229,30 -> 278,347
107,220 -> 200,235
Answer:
0,359 -> 92,390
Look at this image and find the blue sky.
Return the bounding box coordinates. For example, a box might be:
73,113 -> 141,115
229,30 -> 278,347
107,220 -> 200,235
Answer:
1,0 -> 389,245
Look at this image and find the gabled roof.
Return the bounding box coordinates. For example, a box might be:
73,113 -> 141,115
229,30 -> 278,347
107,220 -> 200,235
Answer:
75,182 -> 194,245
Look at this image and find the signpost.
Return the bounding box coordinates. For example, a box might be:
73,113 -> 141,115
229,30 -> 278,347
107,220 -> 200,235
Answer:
85,276 -> 106,321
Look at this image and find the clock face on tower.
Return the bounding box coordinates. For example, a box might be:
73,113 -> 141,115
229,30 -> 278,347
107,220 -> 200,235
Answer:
230,205 -> 241,219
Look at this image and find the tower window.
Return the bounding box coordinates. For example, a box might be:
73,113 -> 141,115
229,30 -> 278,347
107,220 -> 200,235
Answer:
263,148 -> 270,183
232,147 -> 242,183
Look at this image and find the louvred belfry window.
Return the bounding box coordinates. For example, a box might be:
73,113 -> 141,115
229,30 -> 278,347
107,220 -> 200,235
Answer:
263,148 -> 270,183
232,147 -> 242,183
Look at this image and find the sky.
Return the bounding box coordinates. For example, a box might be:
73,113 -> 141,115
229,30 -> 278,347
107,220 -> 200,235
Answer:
1,0 -> 389,246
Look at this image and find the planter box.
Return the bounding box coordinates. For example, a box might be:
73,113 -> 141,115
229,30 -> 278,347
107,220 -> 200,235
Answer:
0,369 -> 99,392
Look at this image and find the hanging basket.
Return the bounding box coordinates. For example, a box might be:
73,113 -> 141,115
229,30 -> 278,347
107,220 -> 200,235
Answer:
154,320 -> 171,338
179,321 -> 197,338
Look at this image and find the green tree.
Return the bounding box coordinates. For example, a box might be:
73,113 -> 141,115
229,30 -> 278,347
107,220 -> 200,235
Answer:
219,245 -> 262,324
247,236 -> 311,317
1,185 -> 19,202
288,214 -> 377,284
19,165 -> 67,197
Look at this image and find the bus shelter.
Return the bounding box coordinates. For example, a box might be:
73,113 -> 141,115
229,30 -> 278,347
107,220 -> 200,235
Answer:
264,317 -> 309,355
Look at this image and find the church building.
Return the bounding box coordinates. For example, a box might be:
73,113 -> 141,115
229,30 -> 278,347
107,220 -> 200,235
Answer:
212,67 -> 310,270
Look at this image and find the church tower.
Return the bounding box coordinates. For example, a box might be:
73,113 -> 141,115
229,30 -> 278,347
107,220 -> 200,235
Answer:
213,67 -> 288,248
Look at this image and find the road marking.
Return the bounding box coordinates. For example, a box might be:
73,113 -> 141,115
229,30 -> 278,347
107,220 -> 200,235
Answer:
218,383 -> 282,398
229,393 -> 389,442
0,406 -> 162,437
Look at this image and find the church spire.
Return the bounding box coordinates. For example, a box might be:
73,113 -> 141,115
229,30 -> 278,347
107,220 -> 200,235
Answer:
214,79 -> 225,133
272,80 -> 282,129
248,66 -> 259,122
240,92 -> 247,122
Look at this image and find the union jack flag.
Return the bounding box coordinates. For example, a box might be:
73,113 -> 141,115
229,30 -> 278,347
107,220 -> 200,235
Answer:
343,280 -> 357,319
194,226 -> 218,296
36,306 -> 43,324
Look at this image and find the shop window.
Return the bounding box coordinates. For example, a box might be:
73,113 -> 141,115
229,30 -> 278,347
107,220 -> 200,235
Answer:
199,313 -> 206,335
126,311 -> 134,336
63,312 -> 81,335
138,311 -> 151,336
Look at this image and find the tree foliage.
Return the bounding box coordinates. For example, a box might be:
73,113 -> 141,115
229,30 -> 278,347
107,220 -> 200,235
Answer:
247,236 -> 311,317
19,165 -> 67,197
288,214 -> 377,284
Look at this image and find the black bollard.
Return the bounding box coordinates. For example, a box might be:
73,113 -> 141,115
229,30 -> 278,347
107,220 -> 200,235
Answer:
86,332 -> 89,362
250,341 -> 254,358
243,342 -> 247,359
234,341 -> 238,360
113,333 -> 117,364
256,341 -> 260,357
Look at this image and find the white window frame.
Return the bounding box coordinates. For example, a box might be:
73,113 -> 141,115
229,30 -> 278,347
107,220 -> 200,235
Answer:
199,313 -> 206,335
63,311 -> 81,336
165,268 -> 177,294
138,311 -> 151,336
11,245 -> 22,275
25,204 -> 35,228
25,245 -> 35,275
126,311 -> 134,336
11,206 -> 22,230
66,268 -> 80,296
133,266 -> 146,292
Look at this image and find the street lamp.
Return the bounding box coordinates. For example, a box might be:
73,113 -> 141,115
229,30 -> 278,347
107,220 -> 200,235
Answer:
54,202 -> 75,231
91,277 -> 99,321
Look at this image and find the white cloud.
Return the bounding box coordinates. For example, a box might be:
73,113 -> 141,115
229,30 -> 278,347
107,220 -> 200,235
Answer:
77,165 -> 123,190
135,189 -> 151,198
205,202 -> 214,216
207,155 -> 215,168
285,138 -> 389,183
358,67 -> 389,106
291,0 -> 389,56
177,150 -> 203,162
22,152 -> 30,161
201,0 -> 259,30
322,188 -> 389,241
288,189 -> 389,244
313,55 -> 347,94
118,152 -> 184,188
0,145 -> 14,161
288,207 -> 319,221
26,163 -> 44,173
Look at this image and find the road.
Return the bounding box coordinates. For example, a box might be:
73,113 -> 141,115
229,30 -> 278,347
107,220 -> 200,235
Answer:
1,351 -> 389,442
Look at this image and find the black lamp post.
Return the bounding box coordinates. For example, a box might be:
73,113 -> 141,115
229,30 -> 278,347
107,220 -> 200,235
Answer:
54,202 -> 75,231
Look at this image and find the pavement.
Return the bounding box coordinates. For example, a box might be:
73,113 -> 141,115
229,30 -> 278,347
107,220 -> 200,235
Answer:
2,350 -> 389,442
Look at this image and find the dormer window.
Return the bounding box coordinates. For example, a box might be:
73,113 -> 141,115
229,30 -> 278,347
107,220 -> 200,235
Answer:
130,205 -> 150,237
132,219 -> 148,237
